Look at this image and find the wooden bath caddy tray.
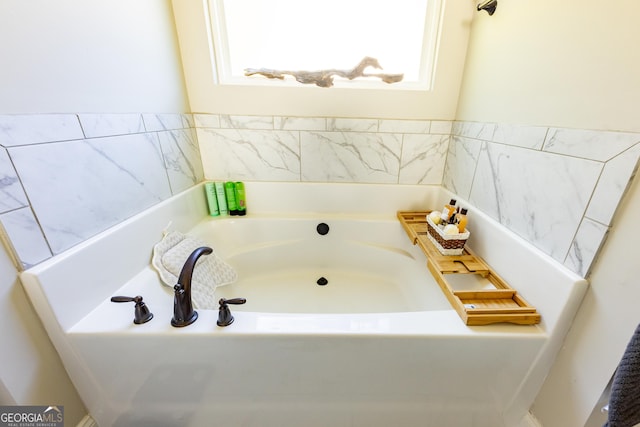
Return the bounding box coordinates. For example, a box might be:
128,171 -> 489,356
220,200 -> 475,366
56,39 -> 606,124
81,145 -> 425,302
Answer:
398,211 -> 540,326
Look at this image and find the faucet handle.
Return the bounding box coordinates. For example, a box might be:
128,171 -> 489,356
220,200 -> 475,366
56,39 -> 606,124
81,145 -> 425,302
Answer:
217,297 -> 246,327
221,298 -> 247,305
111,295 -> 154,324
111,295 -> 139,303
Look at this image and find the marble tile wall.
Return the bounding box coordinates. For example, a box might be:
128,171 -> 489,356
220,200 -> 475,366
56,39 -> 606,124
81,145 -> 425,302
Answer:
196,113 -> 640,277
194,114 -> 452,185
445,122 -> 640,277
2,111 -> 634,278
0,113 -> 203,269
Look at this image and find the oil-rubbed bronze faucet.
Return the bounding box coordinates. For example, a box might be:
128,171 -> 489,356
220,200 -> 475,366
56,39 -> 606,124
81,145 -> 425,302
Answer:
171,246 -> 212,327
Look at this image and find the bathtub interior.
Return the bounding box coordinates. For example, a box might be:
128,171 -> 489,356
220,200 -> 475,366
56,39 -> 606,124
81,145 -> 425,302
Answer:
19,182 -> 588,427
196,217 -> 453,313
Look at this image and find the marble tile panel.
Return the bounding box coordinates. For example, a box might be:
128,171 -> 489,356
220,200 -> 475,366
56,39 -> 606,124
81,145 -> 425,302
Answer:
78,114 -> 144,138
327,118 -> 378,133
543,128 -> 640,161
564,217 -> 609,278
453,121 -> 497,141
492,123 -> 548,150
585,143 -> 640,225
193,114 -> 221,128
9,134 -> 171,254
430,121 -> 454,135
0,114 -> 84,147
157,129 -> 204,194
142,113 -> 191,131
0,148 -> 28,212
452,121 -> 463,136
220,115 -> 274,130
399,134 -> 449,184
442,136 -> 482,199
0,207 -> 52,268
182,114 -> 195,128
197,128 -> 300,181
469,143 -> 603,262
300,131 -> 401,183
274,116 -> 326,131
378,119 -> 431,134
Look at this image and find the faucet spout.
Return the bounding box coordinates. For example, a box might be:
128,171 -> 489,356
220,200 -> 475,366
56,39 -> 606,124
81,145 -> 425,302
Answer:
171,246 -> 213,327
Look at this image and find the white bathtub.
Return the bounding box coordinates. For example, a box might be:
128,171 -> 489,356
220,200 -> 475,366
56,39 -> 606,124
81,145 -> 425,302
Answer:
20,183 -> 588,427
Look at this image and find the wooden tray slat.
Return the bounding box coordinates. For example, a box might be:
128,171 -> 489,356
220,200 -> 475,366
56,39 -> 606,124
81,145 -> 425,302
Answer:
398,211 -> 540,326
454,290 -> 516,300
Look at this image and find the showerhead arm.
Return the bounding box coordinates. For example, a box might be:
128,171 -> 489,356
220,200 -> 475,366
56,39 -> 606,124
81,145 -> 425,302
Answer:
477,0 -> 498,15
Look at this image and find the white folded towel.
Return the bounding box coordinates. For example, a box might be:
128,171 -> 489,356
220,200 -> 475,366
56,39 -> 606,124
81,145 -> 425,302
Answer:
151,231 -> 237,309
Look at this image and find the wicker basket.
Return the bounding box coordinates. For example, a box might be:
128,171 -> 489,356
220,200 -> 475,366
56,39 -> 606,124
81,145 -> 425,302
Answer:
426,215 -> 470,255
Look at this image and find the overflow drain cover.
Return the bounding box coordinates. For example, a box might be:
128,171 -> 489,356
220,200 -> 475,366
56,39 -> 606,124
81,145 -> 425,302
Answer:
317,277 -> 328,286
316,223 -> 330,235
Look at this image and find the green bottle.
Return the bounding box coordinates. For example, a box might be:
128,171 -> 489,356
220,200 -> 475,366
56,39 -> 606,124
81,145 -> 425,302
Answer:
215,182 -> 228,216
224,182 -> 238,215
204,182 -> 219,216
235,182 -> 246,216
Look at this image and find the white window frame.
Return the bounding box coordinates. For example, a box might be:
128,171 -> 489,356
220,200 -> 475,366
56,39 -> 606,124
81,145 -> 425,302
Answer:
171,1 -> 473,119
206,0 -> 444,91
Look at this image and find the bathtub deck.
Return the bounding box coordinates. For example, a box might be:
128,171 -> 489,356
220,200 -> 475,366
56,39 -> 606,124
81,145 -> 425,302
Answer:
69,266 -> 544,337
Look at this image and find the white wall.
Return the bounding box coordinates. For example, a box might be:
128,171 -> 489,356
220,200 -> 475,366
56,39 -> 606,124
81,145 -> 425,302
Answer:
0,0 -> 189,113
456,0 -> 640,133
456,0 -> 640,425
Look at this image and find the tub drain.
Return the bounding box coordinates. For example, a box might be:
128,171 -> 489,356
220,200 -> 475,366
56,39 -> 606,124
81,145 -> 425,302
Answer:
316,277 -> 328,286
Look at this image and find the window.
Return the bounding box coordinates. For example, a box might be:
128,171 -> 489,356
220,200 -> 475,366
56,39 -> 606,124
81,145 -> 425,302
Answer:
207,0 -> 444,89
